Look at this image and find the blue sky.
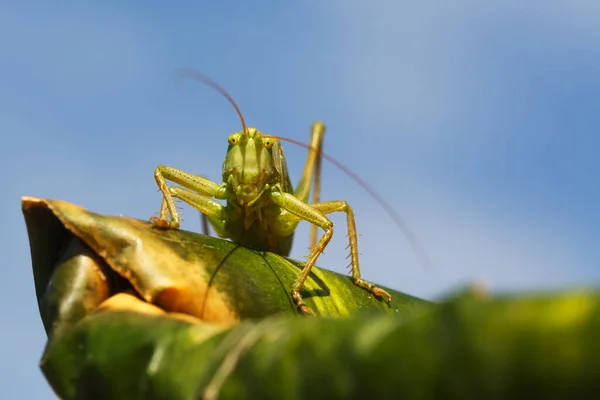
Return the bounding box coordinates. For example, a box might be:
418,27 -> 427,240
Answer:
2,1 -> 600,397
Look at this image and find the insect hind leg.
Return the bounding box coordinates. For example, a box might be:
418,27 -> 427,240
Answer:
292,122 -> 326,252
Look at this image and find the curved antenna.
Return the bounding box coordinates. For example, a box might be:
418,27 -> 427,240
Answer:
173,68 -> 248,135
263,134 -> 433,271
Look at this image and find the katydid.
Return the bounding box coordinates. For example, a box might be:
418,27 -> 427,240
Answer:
151,68 -> 430,315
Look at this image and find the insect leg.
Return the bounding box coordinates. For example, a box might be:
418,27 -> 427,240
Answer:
201,214 -> 211,236
310,201 -> 392,304
292,122 -> 325,251
168,187 -> 230,238
269,190 -> 335,316
193,174 -> 213,236
151,165 -> 227,229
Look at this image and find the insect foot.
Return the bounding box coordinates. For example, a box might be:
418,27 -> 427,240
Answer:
149,216 -> 180,229
291,290 -> 316,316
355,279 -> 393,305
373,287 -> 393,304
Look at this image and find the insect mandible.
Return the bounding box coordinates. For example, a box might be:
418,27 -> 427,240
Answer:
150,68 -> 431,315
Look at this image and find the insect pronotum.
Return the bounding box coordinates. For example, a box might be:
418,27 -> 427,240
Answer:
150,68 -> 431,315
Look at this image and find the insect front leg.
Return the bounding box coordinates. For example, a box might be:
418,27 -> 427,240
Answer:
269,190 -> 331,315
167,187 -> 230,238
151,165 -> 228,229
270,190 -> 391,315
309,201 -> 392,304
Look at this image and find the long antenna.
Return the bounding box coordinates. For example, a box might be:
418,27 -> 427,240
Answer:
173,68 -> 248,135
264,134 -> 433,271
174,67 -> 432,270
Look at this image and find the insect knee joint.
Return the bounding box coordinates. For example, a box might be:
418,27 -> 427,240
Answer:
322,224 -> 334,238
169,186 -> 180,196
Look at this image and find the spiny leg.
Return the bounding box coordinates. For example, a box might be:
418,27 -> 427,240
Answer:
151,165 -> 227,229
269,190 -> 332,315
270,189 -> 391,315
292,122 -> 326,251
310,201 -> 392,304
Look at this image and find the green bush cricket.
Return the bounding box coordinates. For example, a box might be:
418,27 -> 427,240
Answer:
150,68 -> 431,315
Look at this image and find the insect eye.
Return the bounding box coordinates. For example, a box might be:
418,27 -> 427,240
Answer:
228,134 -> 240,145
262,137 -> 274,149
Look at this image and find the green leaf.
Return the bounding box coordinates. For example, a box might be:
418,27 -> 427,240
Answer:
23,197 -> 600,399
23,197 -> 427,328
40,289 -> 600,399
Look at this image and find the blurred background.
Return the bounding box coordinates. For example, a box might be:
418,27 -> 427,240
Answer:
2,0 -> 599,397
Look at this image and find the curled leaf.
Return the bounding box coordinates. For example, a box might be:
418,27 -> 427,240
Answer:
25,197 -> 599,399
